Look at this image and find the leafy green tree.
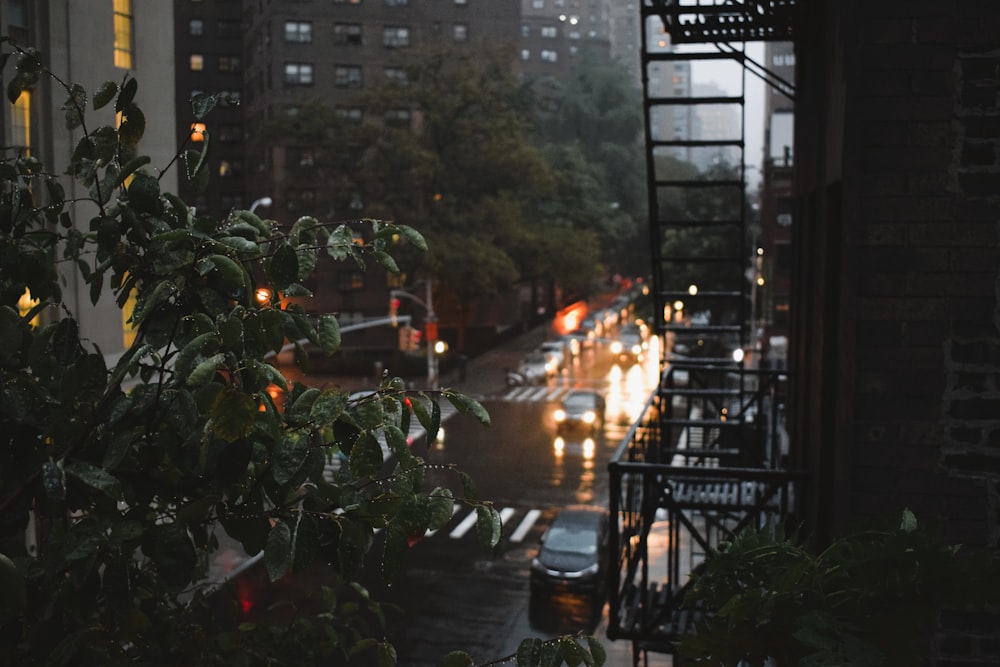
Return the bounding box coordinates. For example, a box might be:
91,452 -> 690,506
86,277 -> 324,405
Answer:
256,43 -> 604,350
532,47 -> 648,277
0,44 -> 604,666
675,510 -> 1000,666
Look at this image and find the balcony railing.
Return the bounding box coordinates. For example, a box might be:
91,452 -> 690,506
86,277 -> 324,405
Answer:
607,364 -> 808,658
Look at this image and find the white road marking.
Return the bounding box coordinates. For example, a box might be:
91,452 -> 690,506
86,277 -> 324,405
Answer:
509,509 -> 541,542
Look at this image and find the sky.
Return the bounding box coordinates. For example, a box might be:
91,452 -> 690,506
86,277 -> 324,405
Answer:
685,42 -> 767,189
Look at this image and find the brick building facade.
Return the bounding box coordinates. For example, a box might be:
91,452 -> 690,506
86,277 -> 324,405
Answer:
790,4 -> 1000,660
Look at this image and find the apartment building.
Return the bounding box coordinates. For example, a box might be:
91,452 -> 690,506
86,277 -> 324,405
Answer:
2,1 -> 177,359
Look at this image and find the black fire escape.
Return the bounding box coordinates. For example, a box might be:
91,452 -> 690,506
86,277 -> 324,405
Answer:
608,2 -> 802,664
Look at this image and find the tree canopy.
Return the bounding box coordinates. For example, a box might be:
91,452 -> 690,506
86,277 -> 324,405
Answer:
0,43 -> 605,666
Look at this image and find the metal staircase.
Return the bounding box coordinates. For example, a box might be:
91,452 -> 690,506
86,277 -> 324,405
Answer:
607,2 -> 801,664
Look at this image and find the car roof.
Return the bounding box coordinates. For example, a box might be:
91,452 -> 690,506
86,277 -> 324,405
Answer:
551,505 -> 609,529
563,389 -> 602,401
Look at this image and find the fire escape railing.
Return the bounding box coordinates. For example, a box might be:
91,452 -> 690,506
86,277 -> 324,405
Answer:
607,365 -> 807,659
610,2 -> 803,662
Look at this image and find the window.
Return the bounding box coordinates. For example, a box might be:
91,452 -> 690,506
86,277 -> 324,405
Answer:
218,160 -> 243,177
383,26 -> 410,48
541,26 -> 557,38
284,63 -> 314,85
383,67 -> 409,86
334,23 -> 363,45
189,19 -> 204,36
334,65 -> 363,88
540,49 -> 558,62
336,107 -> 363,122
338,270 -> 365,291
521,49 -> 530,61
10,89 -> 30,154
189,54 -> 205,71
217,20 -> 240,39
113,0 -> 134,69
532,0 -> 544,7
285,21 -> 312,43
454,0 -> 468,4
218,125 -> 241,142
218,55 -> 241,73
453,23 -> 468,41
521,24 -> 530,37
385,0 -> 409,4
385,108 -> 411,127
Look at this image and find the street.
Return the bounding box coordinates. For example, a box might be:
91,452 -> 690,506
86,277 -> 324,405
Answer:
349,328 -> 667,665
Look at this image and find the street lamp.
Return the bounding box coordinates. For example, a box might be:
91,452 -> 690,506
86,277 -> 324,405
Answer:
249,196 -> 272,214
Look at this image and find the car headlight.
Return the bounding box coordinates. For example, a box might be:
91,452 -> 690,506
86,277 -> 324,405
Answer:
610,341 -> 623,354
631,344 -> 642,355
583,438 -> 595,459
553,409 -> 566,422
582,411 -> 596,424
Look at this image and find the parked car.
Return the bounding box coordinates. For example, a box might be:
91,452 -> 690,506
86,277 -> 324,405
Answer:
530,505 -> 610,597
553,389 -> 606,434
509,351 -> 557,385
538,340 -> 568,371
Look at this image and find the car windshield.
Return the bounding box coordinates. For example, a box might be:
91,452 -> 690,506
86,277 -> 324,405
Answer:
563,392 -> 597,409
543,525 -> 597,556
524,352 -> 547,364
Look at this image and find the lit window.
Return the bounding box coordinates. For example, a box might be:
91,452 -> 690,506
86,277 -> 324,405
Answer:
113,0 -> 134,69
190,19 -> 204,36
10,89 -> 30,154
334,23 -> 363,45
541,50 -> 558,62
285,21 -> 313,43
284,63 -> 314,85
521,24 -> 530,37
453,23 -> 468,41
383,26 -> 410,48
521,49 -> 530,61
385,0 -> 409,5
190,54 -> 205,71
532,0 -> 544,7
454,0 -> 467,4
334,65 -> 363,87
541,26 -> 557,38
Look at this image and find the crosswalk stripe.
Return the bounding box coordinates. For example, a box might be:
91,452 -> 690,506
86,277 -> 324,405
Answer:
498,506 -> 516,530
426,503 -> 462,537
509,508 -> 541,542
449,509 -> 480,539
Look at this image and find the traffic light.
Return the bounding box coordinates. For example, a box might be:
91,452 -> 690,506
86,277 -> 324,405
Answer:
389,296 -> 401,326
398,325 -> 422,351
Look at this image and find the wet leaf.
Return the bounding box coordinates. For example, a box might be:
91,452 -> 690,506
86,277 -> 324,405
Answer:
210,389 -> 256,442
443,391 -> 490,426
265,522 -> 292,582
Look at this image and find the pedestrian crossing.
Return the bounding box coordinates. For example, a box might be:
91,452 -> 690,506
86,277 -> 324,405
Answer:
500,384 -> 600,403
425,503 -> 545,543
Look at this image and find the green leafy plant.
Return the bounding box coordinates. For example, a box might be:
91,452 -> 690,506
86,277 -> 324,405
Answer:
675,510 -> 1000,666
0,43 -> 604,666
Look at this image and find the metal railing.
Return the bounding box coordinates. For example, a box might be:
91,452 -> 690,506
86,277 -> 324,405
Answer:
607,364 -> 808,658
